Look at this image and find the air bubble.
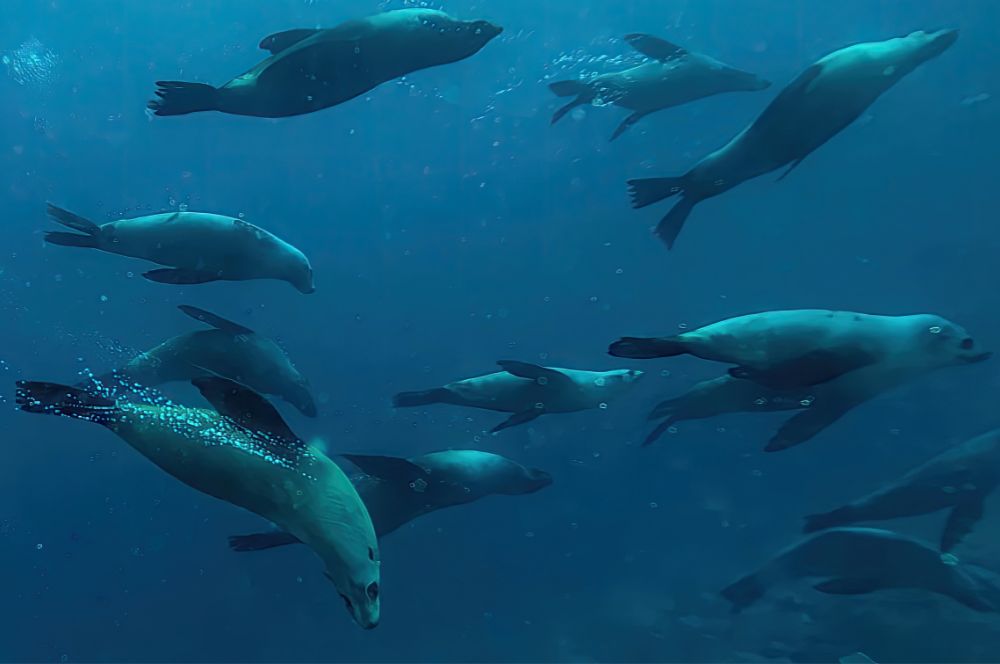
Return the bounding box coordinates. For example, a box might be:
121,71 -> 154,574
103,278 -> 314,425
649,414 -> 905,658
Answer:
599,402 -> 608,409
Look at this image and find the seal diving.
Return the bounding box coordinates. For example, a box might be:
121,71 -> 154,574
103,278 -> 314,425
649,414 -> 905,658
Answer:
804,429 -> 1000,552
94,305 -> 317,417
393,360 -> 643,433
228,449 -> 553,551
721,527 -> 1000,614
148,9 -> 502,118
626,29 -> 958,248
43,203 -> 314,293
549,33 -> 770,141
15,377 -> 380,629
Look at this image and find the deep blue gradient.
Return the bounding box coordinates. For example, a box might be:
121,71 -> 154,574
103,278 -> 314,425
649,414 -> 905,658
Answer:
2,1 -> 999,661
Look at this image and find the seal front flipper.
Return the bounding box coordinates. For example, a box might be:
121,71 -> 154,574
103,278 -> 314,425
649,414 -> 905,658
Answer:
192,377 -> 299,443
624,34 -> 687,61
143,268 -> 220,285
941,497 -> 985,552
813,577 -> 882,595
228,531 -> 301,552
766,395 -> 860,452
258,29 -> 320,55
341,454 -> 431,486
497,360 -> 572,387
178,304 -> 253,335
492,408 -> 543,434
728,347 -> 878,389
610,111 -> 649,141
643,416 -> 677,447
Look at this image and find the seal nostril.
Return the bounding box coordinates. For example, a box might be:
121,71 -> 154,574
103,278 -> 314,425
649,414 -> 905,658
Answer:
961,338 -> 974,350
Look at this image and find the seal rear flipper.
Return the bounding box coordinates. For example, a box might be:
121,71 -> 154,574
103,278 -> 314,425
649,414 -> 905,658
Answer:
258,28 -> 320,55
228,531 -> 301,552
548,80 -> 592,124
941,497 -> 985,552
192,377 -> 300,444
496,360 -> 572,387
766,397 -> 859,452
15,380 -> 117,425
143,268 -> 220,285
730,348 -> 878,390
341,454 -> 430,485
393,387 -> 451,408
609,336 -> 687,359
813,577 -> 882,595
44,231 -> 100,248
720,572 -> 766,613
47,203 -> 100,234
148,81 -> 219,116
627,176 -> 686,209
178,304 -> 253,335
492,408 -> 543,434
642,416 -> 676,447
624,34 -> 688,61
610,111 -> 649,141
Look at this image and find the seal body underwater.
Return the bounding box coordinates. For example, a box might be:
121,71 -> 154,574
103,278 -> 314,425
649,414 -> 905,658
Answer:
228,449 -> 553,551
393,360 -> 643,432
97,305 -> 317,417
626,28 -> 958,248
804,429 -> 1000,552
148,9 -> 502,118
721,527 -> 999,614
43,203 -> 315,293
15,377 -> 380,629
549,33 -> 770,141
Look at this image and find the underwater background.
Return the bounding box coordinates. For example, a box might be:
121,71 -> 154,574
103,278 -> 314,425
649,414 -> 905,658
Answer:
2,0 -> 1000,661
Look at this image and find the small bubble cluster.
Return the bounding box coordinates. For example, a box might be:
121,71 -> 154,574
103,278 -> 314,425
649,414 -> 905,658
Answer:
2,37 -> 59,88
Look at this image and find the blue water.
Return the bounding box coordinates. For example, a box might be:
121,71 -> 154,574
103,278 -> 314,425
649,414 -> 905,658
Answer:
2,0 -> 999,661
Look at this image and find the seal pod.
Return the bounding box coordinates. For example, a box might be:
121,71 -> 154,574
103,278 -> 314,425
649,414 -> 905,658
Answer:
15,377 -> 380,629
147,9 -> 502,118
549,33 -> 769,141
626,28 -> 958,249
43,203 -> 315,293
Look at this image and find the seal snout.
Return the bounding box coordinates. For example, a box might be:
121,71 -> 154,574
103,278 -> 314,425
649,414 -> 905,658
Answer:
525,468 -> 554,491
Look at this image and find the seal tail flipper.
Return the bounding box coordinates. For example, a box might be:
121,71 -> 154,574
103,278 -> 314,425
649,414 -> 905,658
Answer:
45,204 -> 101,248
392,387 -> 451,408
642,416 -> 676,447
609,336 -> 687,359
148,81 -> 219,116
941,497 -> 985,552
548,80 -> 591,125
627,177 -> 686,209
228,531 -> 301,552
720,572 -> 766,613
44,232 -> 100,248
654,197 -> 697,250
15,380 -> 117,425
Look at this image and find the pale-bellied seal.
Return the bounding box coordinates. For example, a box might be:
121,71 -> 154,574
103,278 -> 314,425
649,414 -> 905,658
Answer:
94,304 -> 316,417
148,9 -> 502,118
626,29 -> 958,248
43,203 -> 315,293
228,449 -> 553,551
15,377 -> 380,629
549,33 -> 770,141
393,360 -> 644,433
610,310 -> 988,389
804,429 -> 1000,552
721,527 -> 999,614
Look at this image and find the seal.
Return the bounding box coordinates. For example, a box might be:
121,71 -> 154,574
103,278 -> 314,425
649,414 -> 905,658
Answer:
804,429 -> 1000,552
550,33 -> 770,141
227,449 -> 553,551
148,9 -> 502,118
625,29 -> 958,248
43,203 -> 315,293
95,304 -> 316,417
721,527 -> 1000,614
393,360 -> 644,432
15,377 -> 380,629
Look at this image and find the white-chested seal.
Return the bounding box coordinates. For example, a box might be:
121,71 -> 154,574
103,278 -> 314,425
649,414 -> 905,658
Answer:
43,203 -> 314,292
228,449 -> 553,551
721,528 -> 1000,614
16,377 -> 380,629
550,33 -> 770,141
626,29 -> 958,248
393,360 -> 643,432
804,429 -> 1000,552
148,9 -> 502,118
96,305 -> 316,417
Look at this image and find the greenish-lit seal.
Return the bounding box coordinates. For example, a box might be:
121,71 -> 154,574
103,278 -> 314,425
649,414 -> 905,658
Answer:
394,360 -> 643,432
43,203 -> 314,292
627,29 -> 958,248
16,377 -> 380,629
550,33 -> 769,141
228,449 -> 553,550
148,9 -> 502,118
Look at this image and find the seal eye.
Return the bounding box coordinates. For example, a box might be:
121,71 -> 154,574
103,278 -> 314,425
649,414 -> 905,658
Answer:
961,338 -> 974,350
366,582 -> 379,601
368,547 -> 375,561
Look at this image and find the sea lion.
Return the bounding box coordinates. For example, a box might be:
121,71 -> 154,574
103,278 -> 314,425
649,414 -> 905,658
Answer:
43,203 -> 315,293
94,305 -> 316,417
549,33 -> 770,141
393,360 -> 644,433
721,527 -> 999,614
228,449 -> 553,551
15,377 -> 380,629
148,9 -> 502,118
626,28 -> 958,248
610,310 -> 988,389
804,429 -> 1000,552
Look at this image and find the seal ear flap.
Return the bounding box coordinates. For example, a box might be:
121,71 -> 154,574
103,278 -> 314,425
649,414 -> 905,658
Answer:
192,377 -> 299,444
259,29 -> 320,55
624,34 -> 688,61
341,454 -> 430,485
178,305 -> 253,335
